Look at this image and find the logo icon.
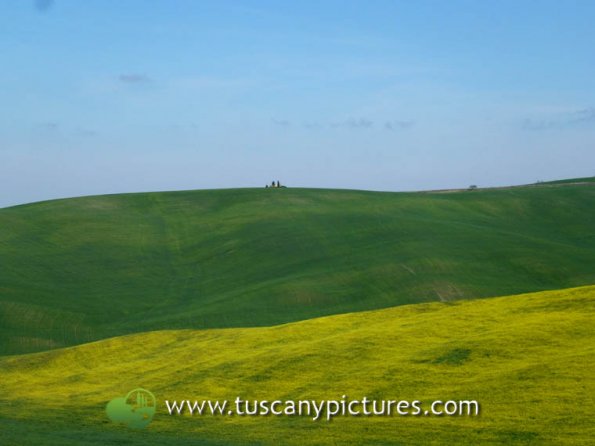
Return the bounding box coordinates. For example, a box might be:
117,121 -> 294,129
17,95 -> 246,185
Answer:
106,388 -> 156,429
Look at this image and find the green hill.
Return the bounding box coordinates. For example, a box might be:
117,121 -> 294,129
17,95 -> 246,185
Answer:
1,180 -> 594,354
537,176 -> 595,185
1,286 -> 593,445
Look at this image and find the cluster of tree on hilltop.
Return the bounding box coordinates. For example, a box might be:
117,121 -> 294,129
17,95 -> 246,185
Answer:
266,180 -> 285,188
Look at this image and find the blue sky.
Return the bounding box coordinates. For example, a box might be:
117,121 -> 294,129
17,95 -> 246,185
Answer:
1,0 -> 595,206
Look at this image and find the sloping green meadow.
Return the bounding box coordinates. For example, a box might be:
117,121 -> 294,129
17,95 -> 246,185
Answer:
1,286 -> 594,445
1,182 -> 594,354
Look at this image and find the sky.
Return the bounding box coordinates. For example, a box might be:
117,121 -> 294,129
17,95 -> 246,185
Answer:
1,0 -> 595,207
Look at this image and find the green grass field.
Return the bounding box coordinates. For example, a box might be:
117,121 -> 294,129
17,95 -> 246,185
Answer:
538,176 -> 595,185
1,181 -> 594,355
1,286 -> 593,445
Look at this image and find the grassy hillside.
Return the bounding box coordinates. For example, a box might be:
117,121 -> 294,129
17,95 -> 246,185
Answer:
538,176 -> 595,185
1,286 -> 593,445
1,181 -> 594,354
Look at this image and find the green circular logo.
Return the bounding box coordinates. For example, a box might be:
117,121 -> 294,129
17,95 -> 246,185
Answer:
106,388 -> 156,429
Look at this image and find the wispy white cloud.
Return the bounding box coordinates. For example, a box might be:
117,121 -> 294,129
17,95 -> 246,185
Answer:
272,118 -> 291,127
522,107 -> 595,130
384,120 -> 414,130
331,117 -> 374,129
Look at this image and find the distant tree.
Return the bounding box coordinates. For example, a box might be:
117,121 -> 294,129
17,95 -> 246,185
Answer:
276,180 -> 280,188
468,185 -> 478,190
265,184 -> 268,188
271,181 -> 276,188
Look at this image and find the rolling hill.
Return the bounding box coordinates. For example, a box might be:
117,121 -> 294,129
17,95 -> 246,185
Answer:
1,286 -> 593,445
1,180 -> 594,355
